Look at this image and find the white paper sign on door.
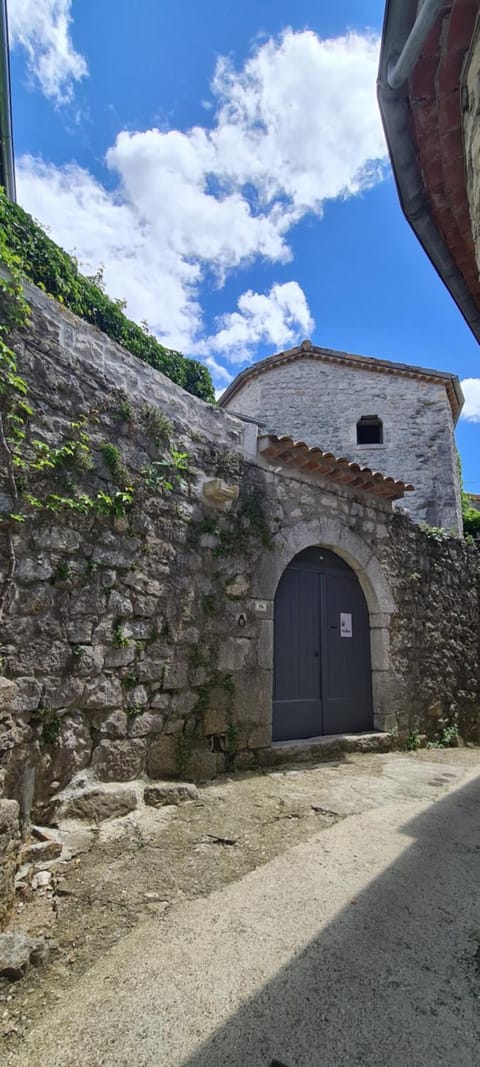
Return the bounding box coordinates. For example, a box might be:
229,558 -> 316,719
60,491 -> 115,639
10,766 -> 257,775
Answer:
340,612 -> 352,638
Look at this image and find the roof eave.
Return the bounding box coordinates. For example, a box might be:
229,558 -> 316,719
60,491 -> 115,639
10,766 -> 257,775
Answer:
259,434 -> 414,501
377,0 -> 480,346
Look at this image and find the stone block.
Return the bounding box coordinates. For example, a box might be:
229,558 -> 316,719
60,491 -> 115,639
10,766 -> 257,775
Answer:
70,587 -> 108,617
146,736 -> 177,779
92,534 -> 141,569
225,574 -> 250,598
151,692 -> 171,710
369,628 -> 391,672
234,750 -> 257,771
127,712 -> 166,738
132,595 -> 158,617
0,799 -> 20,930
138,658 -> 172,684
187,746 -> 218,781
11,677 -> 42,713
233,669 -> 272,726
0,676 -> 18,712
97,710 -> 128,740
144,782 -> 199,807
74,645 -> 106,675
91,739 -> 145,782
104,645 -> 136,668
257,619 -> 273,669
66,619 -> 93,644
47,677 -> 85,710
47,784 -> 137,823
128,685 -> 149,707
0,931 -> 52,981
248,724 -> 272,749
163,663 -> 189,690
108,590 -> 133,616
202,708 -> 227,736
34,713 -> 92,804
16,557 -> 53,582
123,619 -> 154,640
19,837 -> 62,865
170,692 -> 198,717
82,676 -> 123,709
217,637 -> 252,672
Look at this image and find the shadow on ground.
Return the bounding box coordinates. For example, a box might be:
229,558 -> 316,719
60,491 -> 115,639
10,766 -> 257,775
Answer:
180,773 -> 480,1067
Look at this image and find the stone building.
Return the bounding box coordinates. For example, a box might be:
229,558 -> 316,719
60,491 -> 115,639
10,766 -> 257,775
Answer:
219,340 -> 464,533
0,280 -> 478,841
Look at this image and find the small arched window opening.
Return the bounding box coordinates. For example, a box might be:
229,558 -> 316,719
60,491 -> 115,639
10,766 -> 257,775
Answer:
356,415 -> 383,445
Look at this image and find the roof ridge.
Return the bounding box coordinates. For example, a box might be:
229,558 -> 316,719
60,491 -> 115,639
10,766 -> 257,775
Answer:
219,342 -> 463,422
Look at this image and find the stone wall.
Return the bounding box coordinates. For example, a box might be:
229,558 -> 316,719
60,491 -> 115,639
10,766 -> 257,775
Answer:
0,798 -> 20,930
463,20 -> 480,280
0,284 -> 479,817
222,355 -> 463,534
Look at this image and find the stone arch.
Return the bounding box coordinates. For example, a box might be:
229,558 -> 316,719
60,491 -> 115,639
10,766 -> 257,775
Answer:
252,515 -> 395,735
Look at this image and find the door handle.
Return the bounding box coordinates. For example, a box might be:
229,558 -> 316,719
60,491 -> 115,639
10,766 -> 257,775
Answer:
314,651 -> 319,658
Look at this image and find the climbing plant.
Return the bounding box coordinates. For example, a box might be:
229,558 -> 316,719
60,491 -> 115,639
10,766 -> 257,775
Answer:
0,187 -> 214,402
0,255 -> 190,619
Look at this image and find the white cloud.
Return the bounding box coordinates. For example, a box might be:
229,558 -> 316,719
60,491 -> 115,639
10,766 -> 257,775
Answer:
16,28 -> 387,383
461,379 -> 480,422
8,0 -> 87,103
210,29 -> 385,211
203,282 -> 314,364
18,158 -> 203,347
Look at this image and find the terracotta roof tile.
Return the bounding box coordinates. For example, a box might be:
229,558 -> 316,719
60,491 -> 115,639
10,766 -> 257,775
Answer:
259,435 -> 414,501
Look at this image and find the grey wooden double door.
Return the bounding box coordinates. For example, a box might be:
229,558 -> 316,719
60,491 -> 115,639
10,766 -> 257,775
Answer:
273,547 -> 373,741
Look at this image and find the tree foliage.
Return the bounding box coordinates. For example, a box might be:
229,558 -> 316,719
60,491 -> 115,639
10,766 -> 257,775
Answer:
462,494 -> 480,539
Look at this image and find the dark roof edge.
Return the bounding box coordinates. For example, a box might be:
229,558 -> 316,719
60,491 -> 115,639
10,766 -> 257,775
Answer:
0,0 -> 16,201
377,0 -> 480,347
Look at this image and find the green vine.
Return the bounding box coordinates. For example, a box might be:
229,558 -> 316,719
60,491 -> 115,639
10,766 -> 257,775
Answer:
0,187 -> 214,402
100,442 -> 128,485
0,258 -> 191,618
192,670 -> 237,771
190,490 -> 274,557
175,732 -> 191,776
112,622 -> 129,649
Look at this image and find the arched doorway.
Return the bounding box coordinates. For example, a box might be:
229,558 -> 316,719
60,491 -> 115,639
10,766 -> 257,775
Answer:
273,547 -> 373,741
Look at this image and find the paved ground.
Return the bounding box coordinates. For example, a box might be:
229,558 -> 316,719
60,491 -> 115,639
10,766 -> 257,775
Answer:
4,749 -> 480,1066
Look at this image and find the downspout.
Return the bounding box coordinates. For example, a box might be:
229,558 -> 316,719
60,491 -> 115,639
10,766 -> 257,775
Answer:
0,0 -> 16,201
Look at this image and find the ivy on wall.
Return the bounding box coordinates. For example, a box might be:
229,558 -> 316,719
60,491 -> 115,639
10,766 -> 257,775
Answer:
0,249 -> 191,619
0,187 -> 215,403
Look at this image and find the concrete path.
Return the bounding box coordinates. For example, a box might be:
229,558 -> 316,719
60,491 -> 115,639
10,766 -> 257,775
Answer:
7,755 -> 480,1066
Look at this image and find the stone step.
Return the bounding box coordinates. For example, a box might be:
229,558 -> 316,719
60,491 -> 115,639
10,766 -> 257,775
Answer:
257,731 -> 392,768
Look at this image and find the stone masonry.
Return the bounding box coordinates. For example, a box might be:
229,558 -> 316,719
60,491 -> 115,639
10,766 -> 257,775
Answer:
220,346 -> 463,534
463,18 -> 480,280
0,283 -> 478,820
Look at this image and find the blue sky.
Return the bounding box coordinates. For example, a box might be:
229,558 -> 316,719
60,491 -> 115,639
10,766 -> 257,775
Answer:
7,0 -> 480,491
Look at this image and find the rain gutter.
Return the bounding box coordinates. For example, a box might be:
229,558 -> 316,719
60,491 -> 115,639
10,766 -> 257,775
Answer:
0,0 -> 16,201
377,0 -> 480,343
